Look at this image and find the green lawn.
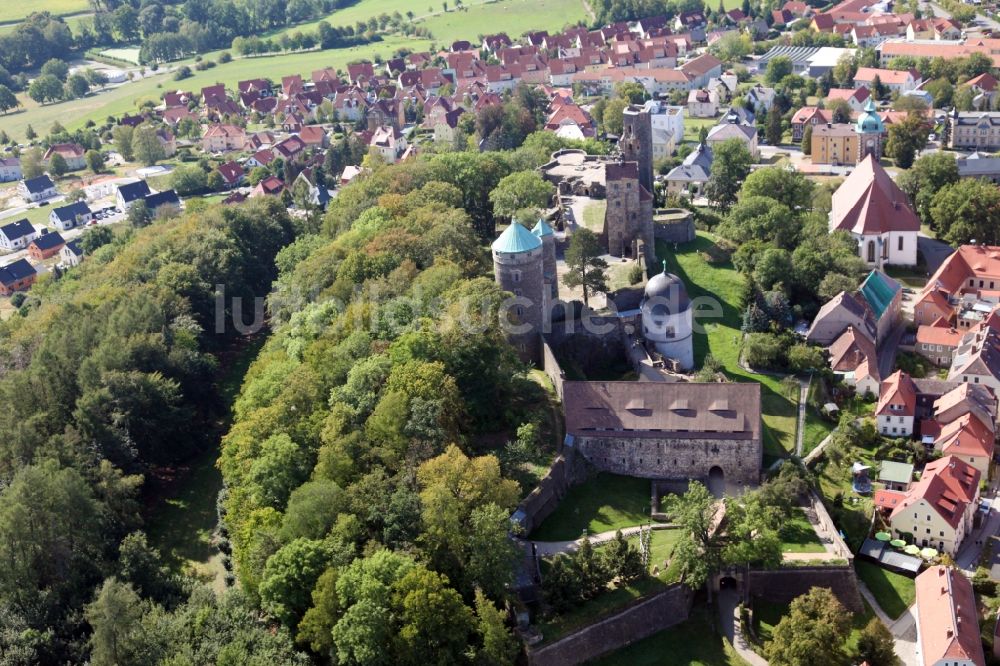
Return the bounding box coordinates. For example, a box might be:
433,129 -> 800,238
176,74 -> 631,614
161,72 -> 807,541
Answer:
0,0 -> 88,24
581,199 -> 607,233
779,509 -> 827,553
754,597 -> 876,654
593,606 -> 751,666
144,334 -> 265,589
658,234 -> 798,459
683,116 -> 721,143
854,560 -> 916,620
529,473 -> 651,541
802,408 -> 835,456
884,265 -> 929,290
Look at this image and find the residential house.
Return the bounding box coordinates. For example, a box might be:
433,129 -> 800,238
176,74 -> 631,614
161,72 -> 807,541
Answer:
828,324 -> 880,395
292,168 -> 331,209
250,176 -> 284,198
644,100 -> 685,161
60,239 -> 84,267
369,125 -> 406,164
298,125 -> 328,150
965,72 -> 998,110
949,111 -> 1000,151
43,143 -> 86,171
914,566 -> 985,666
791,107 -> 833,141
854,67 -> 920,94
49,201 -> 92,231
877,370 -> 917,437
915,245 -> 1000,326
878,460 -> 914,491
0,219 -> 37,251
746,84 -> 776,112
706,122 -> 757,158
116,180 -> 152,211
876,456 -> 980,555
826,86 -> 870,113
933,412 -> 995,477
828,154 -> 919,267
948,320 -> 1000,395
916,318 -> 963,367
0,259 -> 36,295
144,190 -> 181,217
665,143 -> 712,195
0,157 -> 21,182
18,175 -> 57,202
157,129 -> 176,158
216,161 -> 245,189
27,231 -> 65,260
680,53 -> 723,89
686,88 -> 718,118
201,124 -> 247,153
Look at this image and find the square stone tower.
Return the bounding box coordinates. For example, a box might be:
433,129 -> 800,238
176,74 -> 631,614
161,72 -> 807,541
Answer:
605,161 -> 655,262
620,104 -> 654,194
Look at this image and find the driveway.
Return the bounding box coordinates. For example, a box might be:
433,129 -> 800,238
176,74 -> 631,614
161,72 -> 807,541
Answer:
918,234 -> 955,275
719,588 -> 768,666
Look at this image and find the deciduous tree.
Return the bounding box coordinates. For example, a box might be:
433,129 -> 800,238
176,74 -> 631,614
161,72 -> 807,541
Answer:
562,227 -> 609,306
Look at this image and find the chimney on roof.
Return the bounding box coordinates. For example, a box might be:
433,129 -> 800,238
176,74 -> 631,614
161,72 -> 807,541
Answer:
947,628 -> 955,638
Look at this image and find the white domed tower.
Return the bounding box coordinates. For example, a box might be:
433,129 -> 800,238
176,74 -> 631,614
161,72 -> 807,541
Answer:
532,218 -> 558,301
640,261 -> 694,370
492,222 -> 545,363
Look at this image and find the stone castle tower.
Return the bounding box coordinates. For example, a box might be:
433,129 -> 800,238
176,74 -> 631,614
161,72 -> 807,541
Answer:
492,221 -> 545,363
532,219 -> 558,301
620,104 -> 654,194
605,161 -> 655,262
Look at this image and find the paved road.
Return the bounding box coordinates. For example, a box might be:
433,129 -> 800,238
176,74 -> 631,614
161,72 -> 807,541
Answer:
857,580 -> 919,664
794,376 -> 809,457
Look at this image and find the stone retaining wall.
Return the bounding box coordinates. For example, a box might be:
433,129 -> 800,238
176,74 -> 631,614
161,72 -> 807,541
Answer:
512,449 -> 588,536
747,565 -> 864,613
526,583 -> 694,666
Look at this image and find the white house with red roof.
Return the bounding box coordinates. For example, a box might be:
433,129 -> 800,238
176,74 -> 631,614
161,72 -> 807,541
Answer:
854,67 -> 921,94
914,566 -> 986,666
825,86 -> 870,113
874,456 -> 980,555
828,154 -> 919,267
877,370 -> 917,437
43,143 -> 86,171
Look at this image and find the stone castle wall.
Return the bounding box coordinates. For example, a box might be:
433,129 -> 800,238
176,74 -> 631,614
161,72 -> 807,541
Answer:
526,583 -> 694,666
574,435 -> 762,486
747,565 -> 864,613
512,449 -> 589,536
653,209 -> 696,244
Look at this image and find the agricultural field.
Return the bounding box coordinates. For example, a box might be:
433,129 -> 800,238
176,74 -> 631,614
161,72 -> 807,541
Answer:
0,0 -> 89,25
419,0 -> 589,45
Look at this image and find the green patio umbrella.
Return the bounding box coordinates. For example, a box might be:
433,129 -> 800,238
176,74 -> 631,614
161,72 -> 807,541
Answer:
890,539 -> 906,548
921,547 -> 938,559
905,545 -> 921,556
875,532 -> 891,541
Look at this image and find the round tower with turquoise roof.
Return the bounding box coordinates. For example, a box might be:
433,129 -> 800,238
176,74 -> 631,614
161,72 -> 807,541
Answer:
532,218 -> 558,301
492,221 -> 545,363
855,97 -> 884,163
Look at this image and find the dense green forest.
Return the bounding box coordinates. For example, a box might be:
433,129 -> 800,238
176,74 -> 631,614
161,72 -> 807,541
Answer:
218,140 -> 576,663
0,132 -> 592,663
0,198 -> 298,663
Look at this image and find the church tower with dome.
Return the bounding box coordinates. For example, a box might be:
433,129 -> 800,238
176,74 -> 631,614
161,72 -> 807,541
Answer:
855,97 -> 884,163
640,261 -> 694,370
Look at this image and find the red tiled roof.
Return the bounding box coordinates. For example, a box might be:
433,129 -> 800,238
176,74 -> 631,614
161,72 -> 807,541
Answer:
916,566 -> 986,666
829,155 -> 921,235
877,370 -> 917,416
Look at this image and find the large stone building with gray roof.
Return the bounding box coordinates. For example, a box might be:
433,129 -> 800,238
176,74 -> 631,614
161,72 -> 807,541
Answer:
563,381 -> 762,486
